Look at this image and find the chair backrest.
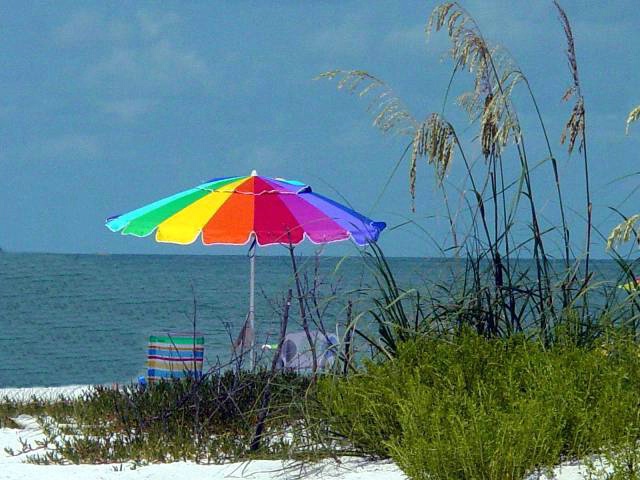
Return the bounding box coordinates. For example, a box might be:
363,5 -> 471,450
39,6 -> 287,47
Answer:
147,332 -> 204,382
277,330 -> 338,371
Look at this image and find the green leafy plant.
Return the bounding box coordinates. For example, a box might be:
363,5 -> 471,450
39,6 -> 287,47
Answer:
315,331 -> 640,480
4,371 -> 311,465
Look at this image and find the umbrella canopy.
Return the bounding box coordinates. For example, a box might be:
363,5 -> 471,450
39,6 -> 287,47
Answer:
106,171 -> 385,246
106,170 -> 385,368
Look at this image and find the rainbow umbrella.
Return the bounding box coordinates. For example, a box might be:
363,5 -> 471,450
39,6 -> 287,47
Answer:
106,170 -> 385,360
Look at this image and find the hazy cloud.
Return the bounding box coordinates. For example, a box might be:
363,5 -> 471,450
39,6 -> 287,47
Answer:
53,11 -> 102,45
232,144 -> 289,173
54,9 -> 212,118
39,134 -> 101,160
384,24 -> 427,52
307,19 -> 371,58
100,98 -> 158,121
53,10 -> 133,46
0,103 -> 16,118
136,11 -> 180,40
86,39 -> 211,92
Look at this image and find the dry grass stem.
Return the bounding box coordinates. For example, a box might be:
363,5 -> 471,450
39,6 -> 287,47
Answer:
627,105 -> 640,135
316,70 -> 417,136
428,2 -> 523,158
319,69 -> 460,209
560,97 -> 585,154
554,0 -> 585,154
410,114 -> 456,195
607,214 -> 640,250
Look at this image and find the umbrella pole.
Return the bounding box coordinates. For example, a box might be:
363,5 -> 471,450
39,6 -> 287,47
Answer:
249,235 -> 256,369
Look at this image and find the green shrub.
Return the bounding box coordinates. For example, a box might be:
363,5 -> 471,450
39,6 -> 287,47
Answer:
316,331 -> 640,480
4,370 -> 311,464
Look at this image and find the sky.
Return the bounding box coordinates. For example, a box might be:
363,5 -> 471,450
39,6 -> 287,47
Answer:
1,1 -> 639,258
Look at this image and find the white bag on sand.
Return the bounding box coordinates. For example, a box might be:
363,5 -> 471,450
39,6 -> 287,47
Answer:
277,331 -> 338,371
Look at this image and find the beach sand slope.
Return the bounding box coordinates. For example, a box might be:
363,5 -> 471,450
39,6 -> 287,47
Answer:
0,386 -> 604,480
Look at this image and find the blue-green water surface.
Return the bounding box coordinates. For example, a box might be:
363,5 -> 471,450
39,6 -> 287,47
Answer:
0,253 -> 625,387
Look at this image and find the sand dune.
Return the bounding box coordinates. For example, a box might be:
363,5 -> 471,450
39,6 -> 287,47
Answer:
0,386 -> 602,480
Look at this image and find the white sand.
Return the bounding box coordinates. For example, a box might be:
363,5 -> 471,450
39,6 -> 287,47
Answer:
0,385 -> 94,403
0,386 -> 604,480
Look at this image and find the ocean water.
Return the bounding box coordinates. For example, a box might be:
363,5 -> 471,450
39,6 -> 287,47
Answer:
0,253 -> 432,388
0,253 -> 625,388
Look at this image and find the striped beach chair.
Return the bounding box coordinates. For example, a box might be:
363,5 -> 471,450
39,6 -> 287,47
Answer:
147,332 -> 205,382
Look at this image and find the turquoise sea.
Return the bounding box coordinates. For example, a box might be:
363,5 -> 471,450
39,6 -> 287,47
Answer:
0,253 -> 626,387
